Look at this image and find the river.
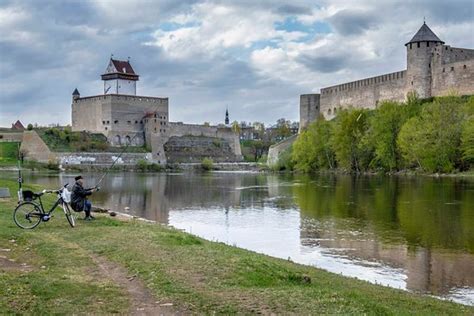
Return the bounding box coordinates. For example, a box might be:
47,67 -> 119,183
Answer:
3,171 -> 473,305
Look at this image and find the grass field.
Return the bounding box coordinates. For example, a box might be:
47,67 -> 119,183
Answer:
0,142 -> 19,167
0,178 -> 472,314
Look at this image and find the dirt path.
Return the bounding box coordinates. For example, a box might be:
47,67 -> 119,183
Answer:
90,254 -> 177,315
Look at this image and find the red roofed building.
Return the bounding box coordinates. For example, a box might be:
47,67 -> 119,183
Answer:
11,120 -> 25,130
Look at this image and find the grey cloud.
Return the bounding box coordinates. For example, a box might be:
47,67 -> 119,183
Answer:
328,9 -> 380,36
275,4 -> 312,16
297,54 -> 348,73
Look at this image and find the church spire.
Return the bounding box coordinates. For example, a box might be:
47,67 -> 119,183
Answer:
225,107 -> 229,125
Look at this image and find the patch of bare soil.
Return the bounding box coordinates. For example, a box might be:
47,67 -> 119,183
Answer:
0,251 -> 33,273
90,254 -> 178,316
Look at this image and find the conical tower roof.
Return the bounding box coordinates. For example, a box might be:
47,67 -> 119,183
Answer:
72,88 -> 80,96
405,22 -> 444,46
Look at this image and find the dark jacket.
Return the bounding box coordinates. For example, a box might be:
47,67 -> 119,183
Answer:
71,181 -> 92,211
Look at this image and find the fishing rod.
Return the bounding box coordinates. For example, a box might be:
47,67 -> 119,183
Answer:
94,113 -> 149,188
17,143 -> 23,203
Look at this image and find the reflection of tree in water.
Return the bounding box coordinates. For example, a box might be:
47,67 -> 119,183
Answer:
294,174 -> 474,296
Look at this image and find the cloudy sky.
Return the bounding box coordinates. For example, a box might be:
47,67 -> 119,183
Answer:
0,0 -> 473,127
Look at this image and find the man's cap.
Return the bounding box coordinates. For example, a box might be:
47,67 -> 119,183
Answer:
75,175 -> 83,181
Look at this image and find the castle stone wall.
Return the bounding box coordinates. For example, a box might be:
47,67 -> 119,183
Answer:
320,70 -> 407,119
72,94 -> 168,146
147,122 -> 243,165
432,59 -> 474,96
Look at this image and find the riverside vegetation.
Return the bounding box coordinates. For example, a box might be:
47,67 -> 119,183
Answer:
284,95 -> 474,174
0,178 -> 472,314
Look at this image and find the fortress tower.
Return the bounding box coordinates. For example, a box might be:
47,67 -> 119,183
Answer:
101,58 -> 139,95
405,22 -> 444,98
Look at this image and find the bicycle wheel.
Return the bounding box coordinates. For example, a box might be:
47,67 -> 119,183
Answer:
14,202 -> 43,229
63,203 -> 75,228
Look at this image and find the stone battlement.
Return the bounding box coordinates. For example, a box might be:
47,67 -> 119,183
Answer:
321,70 -> 406,95
74,94 -> 168,104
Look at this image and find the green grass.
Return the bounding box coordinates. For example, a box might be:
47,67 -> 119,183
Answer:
35,128 -> 148,153
0,178 -> 472,314
0,142 -> 20,167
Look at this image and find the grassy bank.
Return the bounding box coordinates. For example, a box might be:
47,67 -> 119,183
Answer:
0,179 -> 472,314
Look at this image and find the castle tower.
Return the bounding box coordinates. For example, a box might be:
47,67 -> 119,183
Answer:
101,58 -> 139,95
72,88 -> 80,101
225,108 -> 229,125
405,22 -> 444,98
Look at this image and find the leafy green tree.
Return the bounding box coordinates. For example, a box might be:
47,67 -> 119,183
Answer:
231,121 -> 241,134
366,101 -> 407,171
27,123 -> 33,130
331,109 -> 372,172
292,118 -> 335,172
398,97 -> 465,172
461,117 -> 474,165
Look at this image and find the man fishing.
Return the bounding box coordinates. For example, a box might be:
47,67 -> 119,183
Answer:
71,175 -> 98,221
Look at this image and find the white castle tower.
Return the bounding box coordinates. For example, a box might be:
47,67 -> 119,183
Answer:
101,58 -> 139,95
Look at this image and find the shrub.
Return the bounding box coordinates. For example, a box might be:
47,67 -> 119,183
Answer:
201,158 -> 214,171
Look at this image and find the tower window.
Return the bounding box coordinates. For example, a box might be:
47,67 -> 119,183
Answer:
451,67 -> 454,71
409,43 -> 412,49
411,81 -> 413,86
464,65 -> 467,69
114,120 -> 118,124
417,42 -> 420,48
442,68 -> 445,73
427,41 -> 429,47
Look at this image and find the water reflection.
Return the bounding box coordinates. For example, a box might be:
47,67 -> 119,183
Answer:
4,171 -> 473,305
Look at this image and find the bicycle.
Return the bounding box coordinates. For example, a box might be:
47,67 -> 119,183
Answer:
13,184 -> 76,229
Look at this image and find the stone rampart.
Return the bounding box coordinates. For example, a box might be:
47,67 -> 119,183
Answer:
0,132 -> 23,142
267,134 -> 297,167
320,70 -> 407,119
20,131 -> 56,163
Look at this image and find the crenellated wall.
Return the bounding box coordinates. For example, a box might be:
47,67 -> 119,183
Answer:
320,70 -> 407,119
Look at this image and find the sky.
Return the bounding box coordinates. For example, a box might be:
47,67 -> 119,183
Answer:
0,0 -> 473,127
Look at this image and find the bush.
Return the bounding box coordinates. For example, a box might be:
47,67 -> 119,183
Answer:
201,158 -> 214,171
137,159 -> 163,172
46,159 -> 60,171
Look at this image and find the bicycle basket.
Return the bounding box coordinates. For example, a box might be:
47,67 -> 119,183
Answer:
61,188 -> 72,203
22,190 -> 36,201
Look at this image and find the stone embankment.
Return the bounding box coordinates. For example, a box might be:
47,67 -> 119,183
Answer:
267,135 -> 297,167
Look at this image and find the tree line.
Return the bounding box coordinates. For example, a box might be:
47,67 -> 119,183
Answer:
286,94 -> 473,173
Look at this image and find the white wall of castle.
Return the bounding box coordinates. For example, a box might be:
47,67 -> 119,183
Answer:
104,79 -> 137,95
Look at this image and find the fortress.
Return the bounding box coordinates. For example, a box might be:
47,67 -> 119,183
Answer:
300,22 -> 474,130
72,58 -> 242,164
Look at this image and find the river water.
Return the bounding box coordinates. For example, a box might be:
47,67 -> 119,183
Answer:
3,171 -> 474,305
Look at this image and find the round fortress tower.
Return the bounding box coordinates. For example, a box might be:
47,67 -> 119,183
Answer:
405,22 -> 444,98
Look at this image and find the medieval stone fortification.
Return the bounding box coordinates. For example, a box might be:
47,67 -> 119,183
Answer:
300,23 -> 474,129
71,58 -> 242,164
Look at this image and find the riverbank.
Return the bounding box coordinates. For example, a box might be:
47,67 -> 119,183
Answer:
0,178 -> 472,314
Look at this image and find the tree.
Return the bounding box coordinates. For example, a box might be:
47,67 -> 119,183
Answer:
27,124 -> 33,130
367,101 -> 407,171
292,118 -> 335,172
398,97 -> 465,172
331,109 -> 372,172
203,122 -> 210,127
231,121 -> 241,134
275,118 -> 291,139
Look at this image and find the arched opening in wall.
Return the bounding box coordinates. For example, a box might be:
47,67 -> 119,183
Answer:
125,135 -> 131,145
464,65 -> 467,69
115,135 -> 121,146
328,109 -> 332,116
333,107 -> 337,114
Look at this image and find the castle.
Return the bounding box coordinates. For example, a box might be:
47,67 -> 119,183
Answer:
71,58 -> 242,164
300,22 -> 474,130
